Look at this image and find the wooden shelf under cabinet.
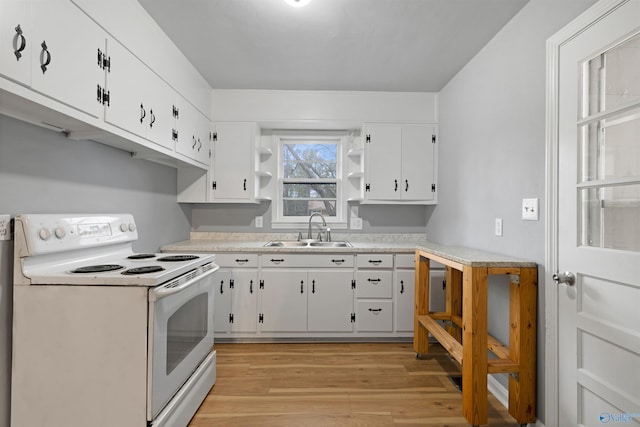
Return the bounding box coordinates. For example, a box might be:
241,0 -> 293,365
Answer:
413,246 -> 537,427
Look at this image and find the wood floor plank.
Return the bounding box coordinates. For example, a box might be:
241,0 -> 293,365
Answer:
189,342 -> 518,426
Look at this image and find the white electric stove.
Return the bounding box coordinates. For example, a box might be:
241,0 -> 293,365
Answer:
12,213 -> 218,427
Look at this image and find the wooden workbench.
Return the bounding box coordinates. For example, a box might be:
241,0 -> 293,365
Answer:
413,244 -> 537,427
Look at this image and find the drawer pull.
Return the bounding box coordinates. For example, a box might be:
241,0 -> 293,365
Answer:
368,308 -> 383,315
300,280 -> 304,294
368,260 -> 382,265
250,280 -> 253,294
312,280 -> 315,294
400,280 -> 404,294
270,258 -> 284,264
235,258 -> 249,264
367,278 -> 381,284
331,259 -> 345,265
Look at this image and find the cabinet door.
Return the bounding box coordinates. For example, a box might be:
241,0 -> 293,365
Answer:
395,270 -> 415,332
211,122 -> 254,201
175,98 -> 210,165
30,0 -> 105,118
214,269 -> 232,334
0,0 -> 31,85
260,270 -> 307,332
401,125 -> 435,201
308,271 -> 354,332
104,39 -> 148,139
364,124 -> 402,201
230,269 -> 258,333
143,74 -> 174,151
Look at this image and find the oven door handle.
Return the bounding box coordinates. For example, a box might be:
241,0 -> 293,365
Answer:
150,265 -> 219,300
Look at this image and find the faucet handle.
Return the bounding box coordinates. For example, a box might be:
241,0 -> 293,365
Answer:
317,232 -> 323,242
297,231 -> 303,241
326,227 -> 331,242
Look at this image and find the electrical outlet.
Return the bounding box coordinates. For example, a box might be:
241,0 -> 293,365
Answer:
350,217 -> 363,230
522,198 -> 539,221
495,218 -> 503,237
0,215 -> 11,241
255,216 -> 263,228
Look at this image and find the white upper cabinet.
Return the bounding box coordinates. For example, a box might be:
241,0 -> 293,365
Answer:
363,123 -> 437,204
0,0 -> 31,86
104,39 -> 174,151
210,122 -> 257,202
174,97 -> 211,166
29,0 -> 106,118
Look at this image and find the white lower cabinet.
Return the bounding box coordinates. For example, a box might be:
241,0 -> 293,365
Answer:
260,256 -> 355,334
356,301 -> 393,332
355,253 -> 393,332
214,254 -> 258,335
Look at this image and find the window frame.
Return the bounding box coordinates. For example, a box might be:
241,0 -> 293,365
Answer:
272,134 -> 347,229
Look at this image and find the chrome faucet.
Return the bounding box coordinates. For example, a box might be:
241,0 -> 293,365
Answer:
307,212 -> 326,239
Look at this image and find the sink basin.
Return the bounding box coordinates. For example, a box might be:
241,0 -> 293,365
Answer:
308,241 -> 352,247
264,240 -> 352,248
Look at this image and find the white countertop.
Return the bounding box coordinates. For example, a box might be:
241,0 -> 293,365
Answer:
162,233 -> 536,268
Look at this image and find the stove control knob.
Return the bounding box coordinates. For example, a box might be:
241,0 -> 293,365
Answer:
38,227 -> 52,241
120,223 -> 128,233
128,223 -> 136,232
54,227 -> 66,239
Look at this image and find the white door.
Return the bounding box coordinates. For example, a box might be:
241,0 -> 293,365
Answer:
401,124 -> 435,201
230,269 -> 258,333
555,2 -> 640,426
307,270 -> 354,332
260,270 -> 307,332
364,124 -> 402,200
212,122 -> 254,201
0,0 -> 31,86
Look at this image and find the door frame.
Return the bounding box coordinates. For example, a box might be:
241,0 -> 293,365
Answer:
544,1 -> 632,425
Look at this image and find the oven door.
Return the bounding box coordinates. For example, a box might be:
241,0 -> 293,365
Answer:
147,264 -> 218,421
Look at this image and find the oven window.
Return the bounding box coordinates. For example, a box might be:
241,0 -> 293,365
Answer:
166,293 -> 209,375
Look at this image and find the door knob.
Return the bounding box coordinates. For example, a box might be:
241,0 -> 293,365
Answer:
552,271 -> 575,286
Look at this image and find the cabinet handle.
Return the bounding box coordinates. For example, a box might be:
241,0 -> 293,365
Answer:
192,135 -> 197,149
97,84 -> 102,103
13,25 -> 26,60
368,260 -> 382,265
405,179 -> 409,192
197,138 -> 202,151
234,258 -> 249,265
367,278 -> 381,284
368,308 -> 382,314
39,41 -> 51,74
140,103 -> 146,123
300,280 -> 304,294
400,280 -> 404,294
97,48 -> 102,67
394,179 -> 398,192
220,280 -> 224,294
250,280 -> 253,294
312,280 -> 315,294
331,259 -> 345,265
149,110 -> 155,128
243,178 -> 247,191
270,258 -> 284,264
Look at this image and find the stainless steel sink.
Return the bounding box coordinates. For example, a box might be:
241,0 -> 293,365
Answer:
264,240 -> 352,248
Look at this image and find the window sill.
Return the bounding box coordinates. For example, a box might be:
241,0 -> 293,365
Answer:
271,221 -> 348,230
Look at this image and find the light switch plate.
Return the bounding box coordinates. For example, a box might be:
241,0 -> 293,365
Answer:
522,198 -> 539,221
255,216 -> 263,228
495,218 -> 503,237
0,215 -> 11,241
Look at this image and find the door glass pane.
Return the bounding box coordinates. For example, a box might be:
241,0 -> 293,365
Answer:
580,107 -> 640,181
166,293 -> 209,375
586,32 -> 640,117
580,184 -> 640,251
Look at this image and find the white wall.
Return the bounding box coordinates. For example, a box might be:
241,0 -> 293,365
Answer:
0,114 -> 191,427
428,0 -> 598,423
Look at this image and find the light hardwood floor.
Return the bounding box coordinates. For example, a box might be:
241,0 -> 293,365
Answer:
189,342 -> 519,426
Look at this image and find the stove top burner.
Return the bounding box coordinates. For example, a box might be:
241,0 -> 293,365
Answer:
71,264 -> 125,274
157,255 -> 199,262
121,266 -> 165,275
127,253 -> 157,260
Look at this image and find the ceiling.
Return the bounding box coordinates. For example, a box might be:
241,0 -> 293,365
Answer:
137,0 -> 529,92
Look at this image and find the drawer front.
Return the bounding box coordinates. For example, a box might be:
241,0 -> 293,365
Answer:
356,301 -> 393,332
356,271 -> 393,298
356,254 -> 393,269
214,253 -> 259,268
395,254 -> 415,269
262,254 -> 354,268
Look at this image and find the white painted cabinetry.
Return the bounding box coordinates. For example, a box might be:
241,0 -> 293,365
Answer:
210,122 -> 258,202
173,98 -> 211,166
213,254 -> 259,334
307,270 -> 354,332
363,123 -> 437,204
355,254 -> 394,332
260,269 -> 308,332
0,0 -> 31,86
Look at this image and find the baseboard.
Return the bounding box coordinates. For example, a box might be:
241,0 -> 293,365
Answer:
487,377 -> 545,427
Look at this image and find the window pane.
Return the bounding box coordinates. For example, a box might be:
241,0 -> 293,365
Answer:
283,183 -> 336,199
283,143 -> 337,179
580,184 -> 640,251
283,200 -> 336,217
586,32 -> 640,117
580,108 -> 640,182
